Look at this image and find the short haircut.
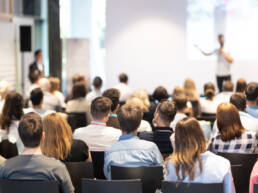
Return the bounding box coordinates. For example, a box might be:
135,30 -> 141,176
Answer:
72,74 -> 86,85
222,81 -> 234,92
119,73 -> 128,83
218,34 -> 224,39
30,88 -> 43,106
173,95 -> 187,111
34,49 -> 42,57
204,82 -> 215,99
91,97 -> 112,120
156,100 -> 177,124
18,112 -> 43,148
230,93 -> 246,111
102,88 -> 120,112
245,82 -> 258,101
153,86 -> 169,102
93,76 -> 103,89
236,78 -> 247,93
117,104 -> 143,133
28,70 -> 41,84
72,82 -> 87,99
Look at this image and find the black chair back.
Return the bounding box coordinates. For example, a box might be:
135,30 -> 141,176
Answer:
218,152 -> 258,193
190,100 -> 200,117
0,180 -> 59,193
111,165 -> 163,193
67,112 -> 87,132
64,162 -> 94,193
0,140 -> 18,159
162,181 -> 224,193
90,151 -> 105,179
82,179 -> 142,193
254,184 -> 258,193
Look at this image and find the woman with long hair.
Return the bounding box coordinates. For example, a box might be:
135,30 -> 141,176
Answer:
200,82 -> 218,114
166,117 -> 235,193
41,113 -> 91,162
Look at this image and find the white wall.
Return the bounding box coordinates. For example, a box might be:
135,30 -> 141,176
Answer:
106,0 -> 258,93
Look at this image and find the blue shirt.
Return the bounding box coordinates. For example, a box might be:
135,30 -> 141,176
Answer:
165,151 -> 235,193
104,134 -> 164,179
247,106 -> 258,118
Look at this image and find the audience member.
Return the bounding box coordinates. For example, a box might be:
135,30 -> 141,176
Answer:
211,103 -> 257,153
41,113 -> 90,162
139,100 -> 176,156
104,104 -> 164,179
165,117 -> 235,193
236,78 -> 247,93
74,97 -> 121,152
24,88 -> 55,118
0,92 -> 24,153
215,80 -> 234,103
114,73 -> 132,102
0,113 -> 74,193
27,69 -> 41,98
0,80 -> 9,113
170,95 -> 187,130
200,82 -> 218,114
246,82 -> 258,118
102,88 -> 121,129
153,86 -> 169,102
172,86 -> 185,98
66,82 -> 92,123
86,76 -> 103,102
38,78 -> 61,111
250,161 -> 258,193
126,97 -> 152,132
49,77 -> 65,108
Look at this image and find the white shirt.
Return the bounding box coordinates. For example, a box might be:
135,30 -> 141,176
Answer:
73,122 -> 122,152
200,98 -> 219,114
24,108 -> 55,118
114,83 -> 132,102
214,49 -> 232,76
42,91 -> 61,111
215,92 -> 233,104
53,91 -> 66,108
86,89 -> 101,103
170,113 -> 187,130
137,120 -> 152,132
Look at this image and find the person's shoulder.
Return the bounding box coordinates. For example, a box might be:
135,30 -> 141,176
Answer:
138,131 -> 154,141
138,138 -> 159,150
204,151 -> 230,166
106,126 -> 122,134
73,126 -> 90,135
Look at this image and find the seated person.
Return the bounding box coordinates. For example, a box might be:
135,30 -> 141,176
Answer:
102,88 -> 121,129
86,76 -> 103,102
49,77 -> 66,108
246,82 -> 258,118
114,73 -> 132,102
211,103 -> 257,153
0,113 -> 74,193
215,81 -> 234,103
166,117 -> 235,193
139,100 -> 176,155
104,104 -> 164,179
236,78 -> 247,93
41,113 -> 91,162
200,82 -> 219,114
250,161 -> 258,193
24,88 -> 55,118
73,97 -> 122,152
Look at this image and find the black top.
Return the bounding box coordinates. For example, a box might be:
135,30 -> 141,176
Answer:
143,102 -> 157,127
63,139 -> 89,162
138,126 -> 173,154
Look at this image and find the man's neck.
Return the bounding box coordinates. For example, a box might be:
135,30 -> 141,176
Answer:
33,105 -> 42,109
22,147 -> 42,155
247,100 -> 257,106
156,121 -> 169,127
122,131 -> 137,135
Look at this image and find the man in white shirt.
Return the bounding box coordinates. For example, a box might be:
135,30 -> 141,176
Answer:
114,73 -> 132,102
74,96 -> 122,152
215,81 -> 234,103
86,76 -> 102,102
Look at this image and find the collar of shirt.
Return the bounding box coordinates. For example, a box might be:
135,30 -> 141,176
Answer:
119,134 -> 137,141
153,126 -> 173,132
91,121 -> 106,126
110,113 -> 117,118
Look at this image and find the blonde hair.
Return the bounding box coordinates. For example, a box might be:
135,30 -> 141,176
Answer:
172,86 -> 184,97
49,77 -> 61,93
184,79 -> 198,99
126,97 -> 145,113
41,113 -> 73,160
132,90 -> 150,112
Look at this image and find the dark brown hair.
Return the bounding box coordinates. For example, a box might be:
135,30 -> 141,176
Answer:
72,74 -> 86,85
72,82 -> 87,99
173,95 -> 187,111
230,93 -> 246,111
156,100 -> 176,124
103,88 -> 120,112
245,82 -> 258,101
204,82 -> 215,100
91,97 -> 112,120
0,92 -> 24,132
236,78 -> 247,93
153,86 -> 169,102
216,103 -> 245,141
119,73 -> 128,83
93,76 -> 103,89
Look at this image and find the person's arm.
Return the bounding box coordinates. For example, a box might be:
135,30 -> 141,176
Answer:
223,167 -> 236,193
194,45 -> 214,56
220,49 -> 234,63
103,151 -> 111,180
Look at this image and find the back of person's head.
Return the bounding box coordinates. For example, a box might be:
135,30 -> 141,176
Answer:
72,73 -> 86,85
93,76 -> 103,89
230,93 -> 246,112
119,73 -> 128,83
172,86 -> 184,97
49,77 -> 61,93
41,113 -> 73,160
18,112 -> 43,148
0,80 -> 10,98
245,82 -> 258,102
173,95 -> 187,112
0,92 -> 24,131
156,100 -> 177,124
72,82 -> 87,99
126,97 -> 145,114
184,78 -> 197,98
30,88 -> 43,106
117,104 -> 143,133
133,89 -> 150,112
168,117 -> 206,181
91,97 -> 112,120
153,86 -> 169,102
204,82 -> 215,100
102,88 -> 120,112
38,77 -> 51,92
34,49 -> 42,58
28,70 -> 41,84
236,78 -> 247,93
222,80 -> 234,92
216,103 -> 245,142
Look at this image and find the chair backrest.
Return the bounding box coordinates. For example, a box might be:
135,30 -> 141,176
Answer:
111,165 -> 163,193
82,179 -> 143,193
67,112 -> 87,132
254,184 -> 258,193
162,181 -> 224,193
64,162 -> 94,193
90,151 -> 105,179
0,140 -> 18,159
0,180 -> 59,193
217,152 -> 258,193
